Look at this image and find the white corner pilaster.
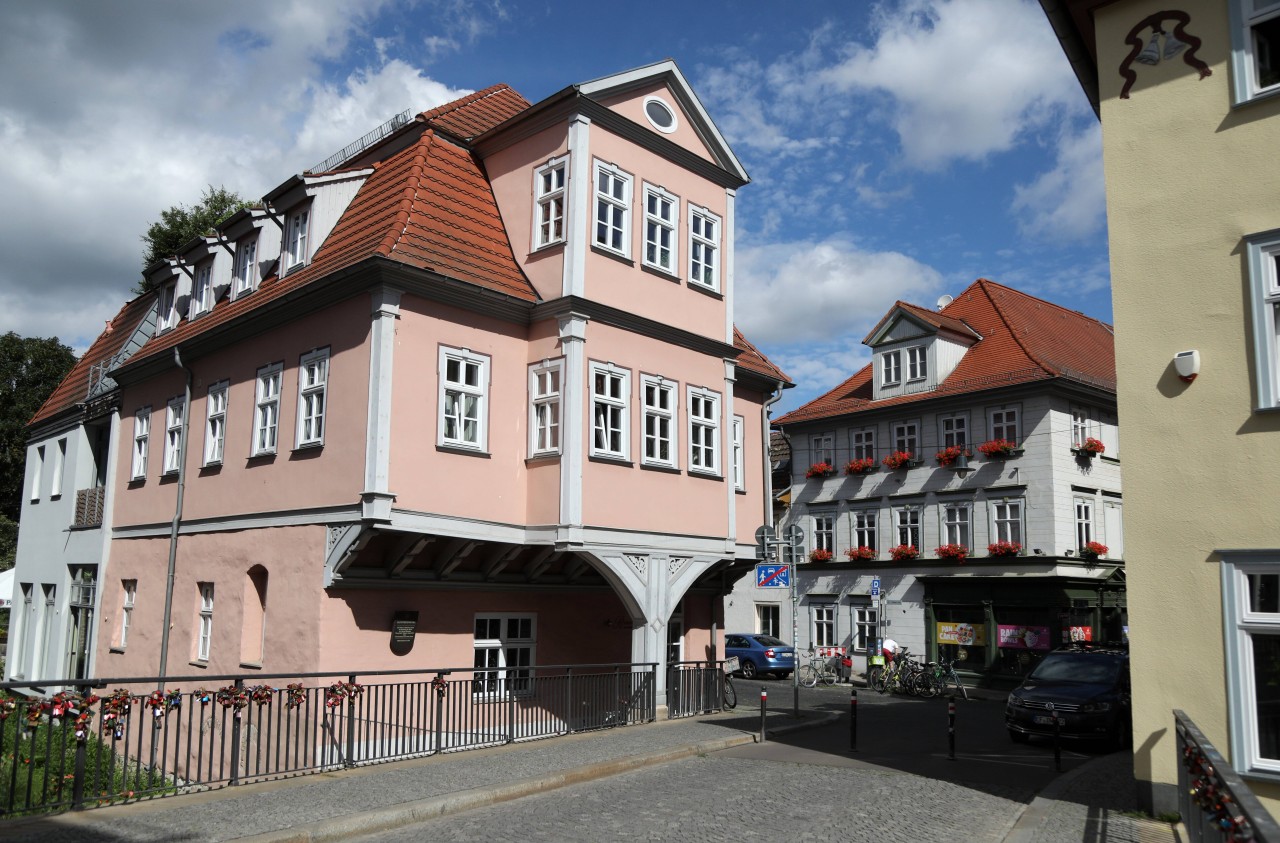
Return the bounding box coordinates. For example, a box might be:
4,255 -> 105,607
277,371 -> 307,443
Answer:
558,312 -> 590,543
723,188 -> 736,345
562,114 -> 592,299
363,286 -> 401,521
724,359 -> 737,552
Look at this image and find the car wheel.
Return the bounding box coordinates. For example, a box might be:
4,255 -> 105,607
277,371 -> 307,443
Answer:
739,660 -> 758,680
1009,729 -> 1029,744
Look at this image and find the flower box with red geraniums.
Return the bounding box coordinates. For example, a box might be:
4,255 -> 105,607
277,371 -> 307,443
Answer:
809,548 -> 834,563
882,451 -> 914,470
934,445 -> 971,467
1079,541 -> 1108,560
845,546 -> 877,562
987,540 -> 1022,557
845,457 -> 878,475
805,462 -> 836,479
1073,437 -> 1106,457
935,543 -> 969,561
977,438 -> 1021,458
889,544 -> 919,562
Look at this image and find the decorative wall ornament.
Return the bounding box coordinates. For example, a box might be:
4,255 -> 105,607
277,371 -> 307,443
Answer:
625,554 -> 647,577
668,556 -> 690,577
326,525 -> 349,556
1119,11 -> 1211,100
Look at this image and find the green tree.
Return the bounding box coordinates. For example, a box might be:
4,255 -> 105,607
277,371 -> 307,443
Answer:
0,333 -> 77,523
138,185 -> 251,291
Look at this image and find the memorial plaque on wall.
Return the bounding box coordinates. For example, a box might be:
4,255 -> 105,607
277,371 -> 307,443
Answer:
390,611 -> 418,656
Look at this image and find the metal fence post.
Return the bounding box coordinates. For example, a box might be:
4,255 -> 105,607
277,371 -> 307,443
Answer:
230,678 -> 244,786
345,674 -> 357,769
849,690 -> 857,753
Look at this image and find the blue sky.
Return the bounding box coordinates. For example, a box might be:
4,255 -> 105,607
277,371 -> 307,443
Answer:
0,0 -> 1107,414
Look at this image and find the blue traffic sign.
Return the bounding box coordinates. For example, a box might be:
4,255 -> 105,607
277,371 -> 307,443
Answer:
755,564 -> 790,589
870,576 -> 881,598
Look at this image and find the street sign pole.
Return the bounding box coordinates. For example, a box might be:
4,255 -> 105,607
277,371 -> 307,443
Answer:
785,523 -> 804,718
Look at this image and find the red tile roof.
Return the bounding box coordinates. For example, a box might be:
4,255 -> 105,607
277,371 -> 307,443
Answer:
775,278 -> 1114,425
420,84 -> 531,140
863,300 -> 979,344
734,326 -> 790,384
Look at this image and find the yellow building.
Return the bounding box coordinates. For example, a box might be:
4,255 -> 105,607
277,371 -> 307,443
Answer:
1042,0 -> 1280,816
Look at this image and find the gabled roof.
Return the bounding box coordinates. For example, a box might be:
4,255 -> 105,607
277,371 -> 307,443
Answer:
420,84 -> 532,141
734,327 -> 791,385
776,278 -> 1114,425
863,300 -> 981,346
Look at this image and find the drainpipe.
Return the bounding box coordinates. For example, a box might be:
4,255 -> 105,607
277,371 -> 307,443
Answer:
157,347 -> 193,687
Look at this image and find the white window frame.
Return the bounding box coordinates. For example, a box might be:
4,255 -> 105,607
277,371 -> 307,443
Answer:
732,415 -> 745,491
232,235 -> 259,298
156,282 -> 178,334
895,506 -> 920,547
1222,553 -> 1280,777
687,386 -> 721,476
892,421 -> 918,456
1075,496 -> 1094,550
590,363 -> 630,460
688,207 -> 720,291
941,503 -> 971,549
1230,1 -> 1280,104
439,347 -> 490,452
30,444 -> 44,502
196,582 -> 214,662
640,374 -> 677,468
813,512 -> 835,553
641,183 -> 679,275
992,500 -> 1024,546
907,345 -> 928,381
529,359 -> 563,458
50,438 -> 65,498
473,613 -> 536,699
132,407 -> 151,480
852,509 -> 878,551
296,348 -> 329,448
284,206 -> 311,272
1246,229 -> 1280,409
163,396 -> 184,475
1071,406 -> 1091,448
204,381 -> 228,466
881,350 -> 902,386
940,414 -> 968,448
119,579 -> 137,649
252,363 -> 283,457
593,161 -> 632,257
989,406 -> 1020,444
190,261 -> 214,318
812,603 -> 836,648
810,433 -> 834,467
853,603 -> 878,653
757,604 -> 780,638
850,427 -> 876,461
533,156 -> 568,249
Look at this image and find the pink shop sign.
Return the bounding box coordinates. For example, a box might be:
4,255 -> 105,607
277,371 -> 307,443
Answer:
997,624 -> 1051,650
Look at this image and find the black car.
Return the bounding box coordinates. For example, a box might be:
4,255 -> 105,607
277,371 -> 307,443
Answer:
1005,645 -> 1131,747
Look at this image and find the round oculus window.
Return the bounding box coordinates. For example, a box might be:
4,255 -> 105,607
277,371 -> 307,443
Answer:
643,96 -> 677,133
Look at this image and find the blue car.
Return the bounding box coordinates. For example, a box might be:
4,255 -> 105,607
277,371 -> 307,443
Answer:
724,633 -> 796,679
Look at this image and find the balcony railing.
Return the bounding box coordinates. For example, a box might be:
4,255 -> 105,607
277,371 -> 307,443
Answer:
1175,708 -> 1280,842
73,486 -> 104,528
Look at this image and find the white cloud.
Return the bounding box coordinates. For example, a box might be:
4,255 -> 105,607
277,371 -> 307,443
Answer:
1010,123 -> 1105,241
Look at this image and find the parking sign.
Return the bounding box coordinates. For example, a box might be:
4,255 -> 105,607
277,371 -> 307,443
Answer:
870,576 -> 881,598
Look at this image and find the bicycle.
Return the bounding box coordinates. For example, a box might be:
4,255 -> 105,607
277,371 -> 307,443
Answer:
797,650 -> 840,688
722,657 -> 738,709
933,657 -> 969,700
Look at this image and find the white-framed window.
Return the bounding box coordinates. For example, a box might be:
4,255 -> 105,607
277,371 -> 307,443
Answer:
642,184 -> 679,274
640,375 -> 676,468
1103,499 -> 1125,559
284,206 -> 310,272
593,162 -> 631,256
252,363 -> 283,456
50,438 -> 65,498
813,513 -> 834,553
881,350 -> 902,386
533,156 -> 567,249
232,236 -> 259,298
163,397 -> 185,474
757,604 -> 780,638
296,349 -> 329,448
439,347 -> 489,451
940,414 -> 967,448
529,360 -> 563,457
203,382 -> 228,466
118,579 -> 137,649
1246,229 -> 1280,409
810,433 -> 834,467
30,445 -> 44,502
941,503 -> 970,549
907,345 -> 927,381
1075,497 -> 1094,550
990,406 -> 1020,444
732,416 -> 745,491
895,506 -> 920,547
850,428 -> 876,461
892,421 -> 918,455
992,500 -> 1023,545
590,363 -> 630,460
643,95 -> 678,133
156,282 -> 178,334
852,509 -> 877,551
196,582 -> 214,662
1221,553 -> 1280,776
473,614 -> 535,697
853,603 -> 878,653
1230,1 -> 1280,103
688,208 -> 720,291
1071,406 -> 1091,447
812,603 -> 836,647
687,387 -> 720,475
191,262 -> 214,318
131,407 -> 151,479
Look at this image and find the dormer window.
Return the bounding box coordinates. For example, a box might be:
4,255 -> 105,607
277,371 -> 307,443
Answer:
156,283 -> 178,334
284,207 -> 310,272
907,346 -> 927,381
233,236 -> 259,298
881,350 -> 901,386
533,157 -> 567,249
191,262 -> 214,318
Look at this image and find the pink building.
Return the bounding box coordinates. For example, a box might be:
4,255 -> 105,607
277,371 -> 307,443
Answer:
9,62 -> 789,709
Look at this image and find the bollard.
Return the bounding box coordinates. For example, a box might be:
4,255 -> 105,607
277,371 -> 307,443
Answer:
760,687 -> 768,743
849,690 -> 858,752
948,695 -> 956,760
1052,711 -> 1062,771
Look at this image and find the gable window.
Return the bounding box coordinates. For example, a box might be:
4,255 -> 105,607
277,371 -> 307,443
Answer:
882,350 -> 902,386
191,262 -> 214,317
1220,553 -> 1280,774
892,421 -> 918,456
993,500 -> 1023,545
284,207 -> 310,272
907,346 -> 928,381
990,407 -> 1019,444
1075,497 -> 1094,551
895,506 -> 920,547
533,157 -> 567,249
473,614 -> 535,697
687,387 -> 720,475
296,349 -> 329,448
1246,230 -> 1280,409
942,503 -> 970,549
593,163 -> 631,256
232,236 -> 259,298
529,360 -> 563,457
940,414 -> 967,448
689,208 -> 720,291
163,397 -> 185,474
204,381 -> 228,466
439,348 -> 489,451
642,184 -> 678,274
118,579 -> 137,649
196,582 -> 214,662
641,375 -> 676,468
810,433 -> 834,467
812,603 -> 836,647
253,363 -> 283,457
156,283 -> 178,334
853,509 -> 877,552
132,407 -> 151,479
643,95 -> 678,133
50,438 -> 65,498
1232,1 -> 1280,102
732,416 -> 745,491
813,513 -> 834,553
850,428 -> 876,461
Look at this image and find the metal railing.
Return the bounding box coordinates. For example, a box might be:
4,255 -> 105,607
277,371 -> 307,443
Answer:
1175,709 -> 1280,842
1,662 -> 659,818
667,662 -> 730,717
